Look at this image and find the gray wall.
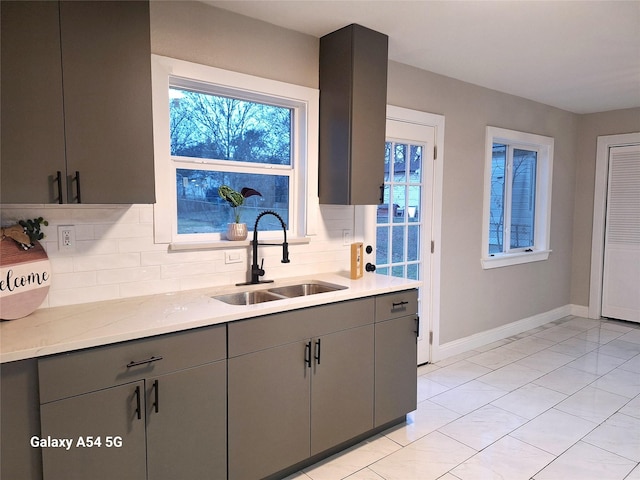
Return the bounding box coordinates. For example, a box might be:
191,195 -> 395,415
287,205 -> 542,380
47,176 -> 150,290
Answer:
150,1 -> 637,346
571,108 -> 640,307
387,62 -> 578,343
150,1 -> 318,88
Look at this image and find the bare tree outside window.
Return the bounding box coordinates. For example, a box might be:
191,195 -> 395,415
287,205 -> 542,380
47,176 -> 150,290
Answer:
169,87 -> 293,234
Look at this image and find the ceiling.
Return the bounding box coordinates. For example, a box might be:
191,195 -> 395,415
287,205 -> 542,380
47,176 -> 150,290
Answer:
204,0 -> 640,114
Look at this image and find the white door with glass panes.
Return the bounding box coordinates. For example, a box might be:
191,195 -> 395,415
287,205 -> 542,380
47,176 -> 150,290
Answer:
373,111 -> 438,364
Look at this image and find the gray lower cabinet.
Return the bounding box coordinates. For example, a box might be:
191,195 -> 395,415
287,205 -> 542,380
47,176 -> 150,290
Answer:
0,359 -> 43,480
228,298 -> 375,480
374,290 -> 419,426
37,325 -> 227,480
40,381 -> 147,480
146,363 -> 227,480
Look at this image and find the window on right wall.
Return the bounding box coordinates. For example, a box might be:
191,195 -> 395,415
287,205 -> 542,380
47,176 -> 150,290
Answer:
481,127 -> 554,269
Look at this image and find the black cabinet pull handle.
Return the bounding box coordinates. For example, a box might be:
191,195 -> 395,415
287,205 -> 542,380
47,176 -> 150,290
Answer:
152,380 -> 159,413
56,171 -> 63,204
127,355 -> 163,368
392,300 -> 409,308
414,316 -> 420,339
379,184 -> 384,204
75,171 -> 82,203
134,385 -> 141,420
314,339 -> 321,365
305,341 -> 312,368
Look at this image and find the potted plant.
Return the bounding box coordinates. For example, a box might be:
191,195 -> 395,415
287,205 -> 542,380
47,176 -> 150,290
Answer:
218,185 -> 262,240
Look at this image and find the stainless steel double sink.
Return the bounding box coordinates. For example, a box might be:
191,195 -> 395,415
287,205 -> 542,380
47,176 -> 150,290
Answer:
213,281 -> 346,305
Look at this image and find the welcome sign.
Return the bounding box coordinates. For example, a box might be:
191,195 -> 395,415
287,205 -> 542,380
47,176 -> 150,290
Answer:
0,239 -> 51,320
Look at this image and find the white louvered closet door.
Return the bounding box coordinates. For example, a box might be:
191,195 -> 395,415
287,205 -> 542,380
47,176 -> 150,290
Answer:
602,144 -> 640,322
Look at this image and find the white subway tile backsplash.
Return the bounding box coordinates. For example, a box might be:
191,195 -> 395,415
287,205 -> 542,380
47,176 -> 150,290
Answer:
48,284 -> 121,307
74,253 -> 141,272
1,204 -> 355,308
49,271 -> 98,291
161,262 -> 218,279
118,278 -> 181,299
98,266 -> 162,285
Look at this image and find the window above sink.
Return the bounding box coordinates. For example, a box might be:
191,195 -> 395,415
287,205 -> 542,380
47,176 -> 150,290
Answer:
151,55 -> 320,246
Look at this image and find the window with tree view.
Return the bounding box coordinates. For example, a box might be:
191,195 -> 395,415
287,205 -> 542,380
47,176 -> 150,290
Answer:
482,126 -> 553,268
169,87 -> 293,235
489,144 -> 537,254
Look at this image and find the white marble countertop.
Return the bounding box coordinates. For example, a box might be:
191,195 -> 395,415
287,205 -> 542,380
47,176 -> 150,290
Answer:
0,272 -> 420,363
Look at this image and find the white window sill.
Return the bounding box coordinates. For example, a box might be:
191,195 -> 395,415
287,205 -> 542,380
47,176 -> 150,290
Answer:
481,250 -> 551,269
169,236 -> 311,252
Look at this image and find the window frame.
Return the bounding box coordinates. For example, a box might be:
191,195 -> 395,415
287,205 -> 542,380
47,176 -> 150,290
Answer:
481,126 -> 554,269
151,55 -> 319,247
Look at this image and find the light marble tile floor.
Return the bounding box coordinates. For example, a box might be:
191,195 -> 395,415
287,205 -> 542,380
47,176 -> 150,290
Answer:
285,316 -> 640,480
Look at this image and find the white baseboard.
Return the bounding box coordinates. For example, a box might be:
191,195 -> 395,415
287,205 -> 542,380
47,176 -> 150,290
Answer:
431,304 -> 574,362
570,304 -> 589,317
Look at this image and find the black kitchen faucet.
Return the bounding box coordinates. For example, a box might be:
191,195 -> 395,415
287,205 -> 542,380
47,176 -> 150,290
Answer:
237,210 -> 290,285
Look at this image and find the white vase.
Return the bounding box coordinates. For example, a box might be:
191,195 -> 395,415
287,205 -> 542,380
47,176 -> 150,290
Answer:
226,223 -> 248,241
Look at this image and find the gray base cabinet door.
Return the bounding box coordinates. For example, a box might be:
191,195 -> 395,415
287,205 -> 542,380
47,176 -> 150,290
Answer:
146,362 -> 227,480
375,315 -> 418,426
311,324 -> 374,455
228,341 -> 311,480
40,381 -> 147,480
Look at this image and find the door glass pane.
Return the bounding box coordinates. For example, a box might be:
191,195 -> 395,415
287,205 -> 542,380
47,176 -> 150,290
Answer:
376,226 -> 389,264
408,185 -> 421,222
392,185 -> 406,223
392,225 -> 405,264
510,149 -> 537,249
407,263 -> 419,280
377,140 -> 424,280
489,144 -> 506,254
408,225 -> 420,261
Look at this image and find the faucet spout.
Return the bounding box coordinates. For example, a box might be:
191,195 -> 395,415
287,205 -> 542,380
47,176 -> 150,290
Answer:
237,210 -> 290,285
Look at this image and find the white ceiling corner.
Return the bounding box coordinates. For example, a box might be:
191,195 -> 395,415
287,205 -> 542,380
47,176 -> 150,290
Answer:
203,0 -> 640,114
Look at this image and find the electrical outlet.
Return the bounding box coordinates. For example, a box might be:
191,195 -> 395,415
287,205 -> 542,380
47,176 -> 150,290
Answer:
58,225 -> 76,252
225,251 -> 243,264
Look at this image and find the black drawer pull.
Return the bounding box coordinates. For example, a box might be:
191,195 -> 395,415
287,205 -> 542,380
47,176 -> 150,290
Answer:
134,385 -> 141,420
305,341 -> 312,368
126,356 -> 163,368
56,171 -> 63,204
314,338 -> 321,365
152,380 -> 159,413
75,171 -> 82,203
392,301 -> 409,308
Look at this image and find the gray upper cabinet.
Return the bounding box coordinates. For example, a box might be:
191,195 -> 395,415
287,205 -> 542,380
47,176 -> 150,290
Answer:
0,1 -> 155,204
319,24 -> 389,205
0,1 -> 66,204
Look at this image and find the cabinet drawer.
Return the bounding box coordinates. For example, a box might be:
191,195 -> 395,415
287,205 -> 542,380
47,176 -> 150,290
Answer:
38,324 -> 226,404
229,297 -> 374,358
374,290 -> 418,322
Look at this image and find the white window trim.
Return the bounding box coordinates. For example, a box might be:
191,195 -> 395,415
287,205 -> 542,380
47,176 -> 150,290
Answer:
151,55 -> 319,247
481,126 -> 554,269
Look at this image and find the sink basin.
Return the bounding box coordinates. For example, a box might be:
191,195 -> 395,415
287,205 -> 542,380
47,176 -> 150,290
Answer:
213,281 -> 347,305
268,282 -> 346,298
213,290 -> 285,305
